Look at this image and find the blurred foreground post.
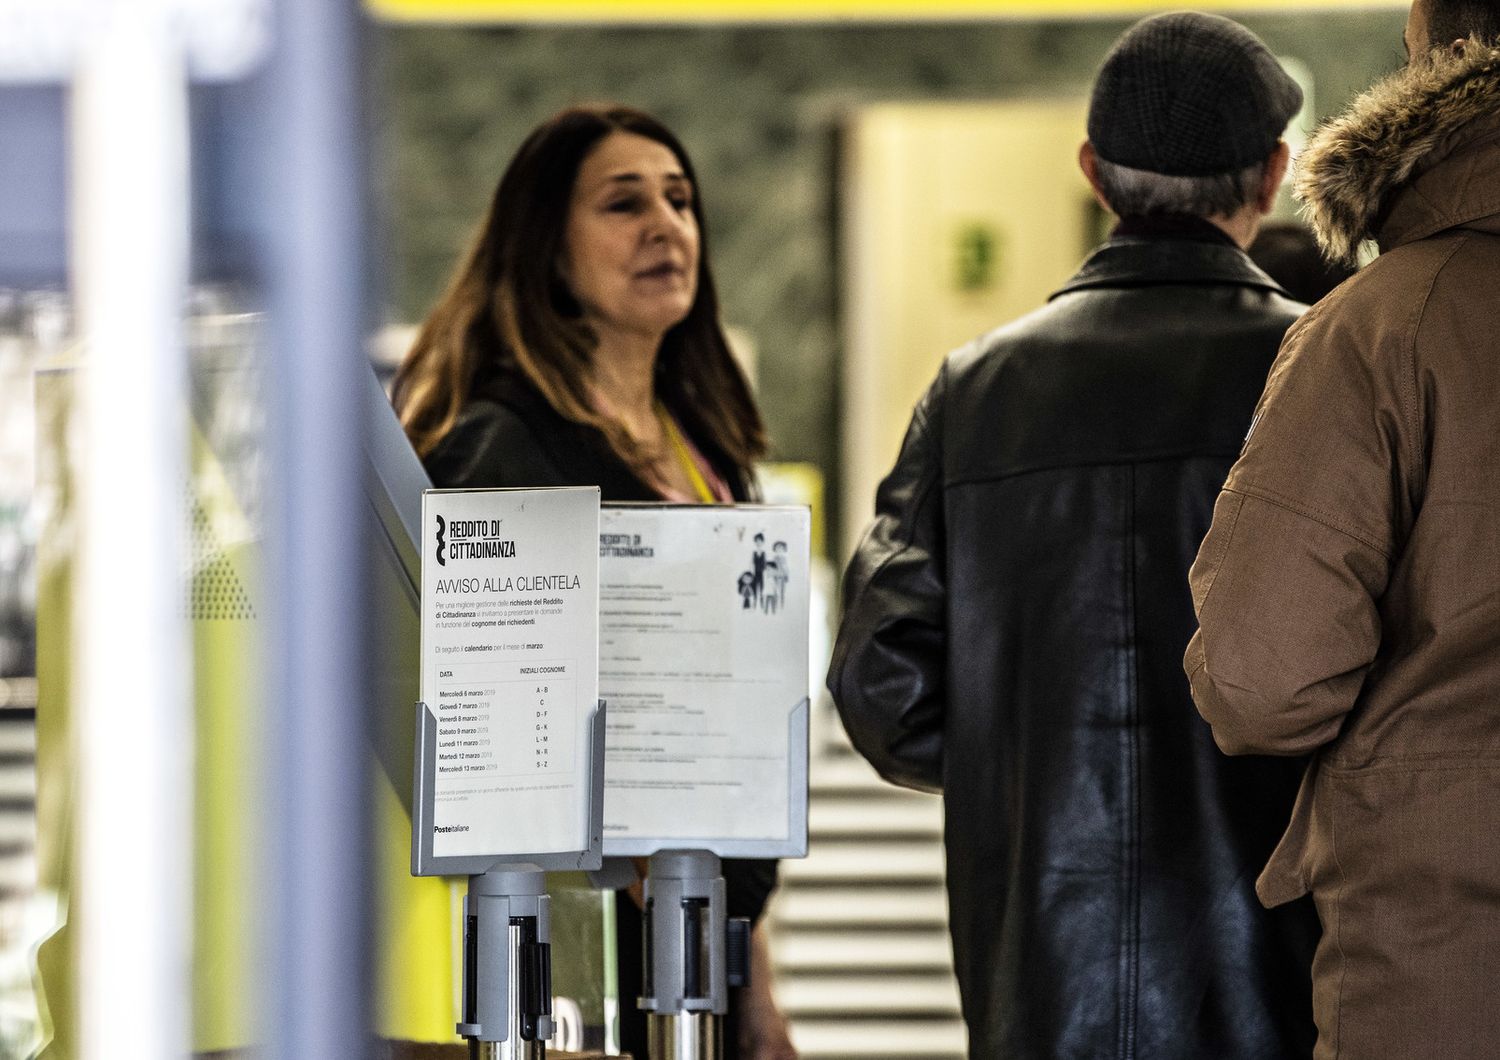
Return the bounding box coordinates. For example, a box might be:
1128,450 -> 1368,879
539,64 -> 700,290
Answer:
256,0 -> 374,1056
70,5 -> 193,1057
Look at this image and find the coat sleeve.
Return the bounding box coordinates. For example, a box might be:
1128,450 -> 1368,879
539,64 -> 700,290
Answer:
827,365 -> 949,794
1185,300 -> 1419,756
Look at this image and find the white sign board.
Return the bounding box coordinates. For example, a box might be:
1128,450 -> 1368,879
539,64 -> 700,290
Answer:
599,504 -> 810,857
415,487 -> 601,869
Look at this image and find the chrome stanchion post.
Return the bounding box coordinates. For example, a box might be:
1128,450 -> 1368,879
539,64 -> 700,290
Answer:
640,851 -> 752,1060
460,868 -> 555,1060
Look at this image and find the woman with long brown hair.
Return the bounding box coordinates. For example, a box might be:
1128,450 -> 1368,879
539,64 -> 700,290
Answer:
394,104 -> 795,1060
395,104 -> 765,504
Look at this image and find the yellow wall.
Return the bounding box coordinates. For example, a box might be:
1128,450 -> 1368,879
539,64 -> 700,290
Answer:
840,99 -> 1093,556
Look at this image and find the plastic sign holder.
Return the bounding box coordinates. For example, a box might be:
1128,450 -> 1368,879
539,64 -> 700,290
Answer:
411,486 -> 605,1057
411,700 -> 606,878
594,503 -> 812,1060
596,503 -> 811,862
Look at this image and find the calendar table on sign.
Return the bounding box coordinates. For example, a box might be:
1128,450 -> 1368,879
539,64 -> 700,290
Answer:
432,659 -> 578,780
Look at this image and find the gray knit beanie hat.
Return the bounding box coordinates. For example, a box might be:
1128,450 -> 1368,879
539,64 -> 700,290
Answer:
1088,11 -> 1303,177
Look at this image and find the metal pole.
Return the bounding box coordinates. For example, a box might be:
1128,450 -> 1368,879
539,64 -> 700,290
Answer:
257,0 -> 372,1055
641,851 -> 731,1060
70,8 -> 192,1057
646,1011 -> 720,1060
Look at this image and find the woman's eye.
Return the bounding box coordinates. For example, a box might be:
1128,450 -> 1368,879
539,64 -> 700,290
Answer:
668,195 -> 692,212
606,197 -> 640,213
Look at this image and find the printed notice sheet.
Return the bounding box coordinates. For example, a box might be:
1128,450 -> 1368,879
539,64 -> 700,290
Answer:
420,487 -> 600,860
599,505 -> 809,853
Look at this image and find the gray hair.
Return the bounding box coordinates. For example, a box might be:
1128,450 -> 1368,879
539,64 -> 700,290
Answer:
1093,156 -> 1267,219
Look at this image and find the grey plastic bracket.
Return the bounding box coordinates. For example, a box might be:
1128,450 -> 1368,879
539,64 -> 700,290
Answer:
458,868 -> 555,1044
638,850 -> 728,1017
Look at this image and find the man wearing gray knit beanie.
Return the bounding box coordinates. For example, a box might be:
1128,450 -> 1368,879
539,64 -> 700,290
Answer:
830,12 -> 1318,1058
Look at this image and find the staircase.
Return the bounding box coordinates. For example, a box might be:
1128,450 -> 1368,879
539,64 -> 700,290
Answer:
769,717 -> 966,1059
0,680 -> 39,1057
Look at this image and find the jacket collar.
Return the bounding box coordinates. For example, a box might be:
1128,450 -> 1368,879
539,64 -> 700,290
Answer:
1296,38 -> 1500,264
1050,237 -> 1288,300
1112,213 -> 1239,245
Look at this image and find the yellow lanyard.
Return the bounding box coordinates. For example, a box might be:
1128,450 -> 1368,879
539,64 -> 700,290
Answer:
656,402 -> 715,502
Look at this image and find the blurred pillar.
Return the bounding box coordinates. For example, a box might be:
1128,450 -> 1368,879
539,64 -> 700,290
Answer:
256,0 -> 374,1056
70,6 -> 193,1057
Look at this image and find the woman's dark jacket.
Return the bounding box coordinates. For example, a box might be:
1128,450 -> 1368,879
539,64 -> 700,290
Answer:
828,234 -> 1322,1059
424,370 -> 776,1058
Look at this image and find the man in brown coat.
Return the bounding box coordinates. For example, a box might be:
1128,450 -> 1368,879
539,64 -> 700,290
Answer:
1186,1 -> 1500,1056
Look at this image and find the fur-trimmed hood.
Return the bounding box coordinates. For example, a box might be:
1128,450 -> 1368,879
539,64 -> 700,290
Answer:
1296,38 -> 1500,264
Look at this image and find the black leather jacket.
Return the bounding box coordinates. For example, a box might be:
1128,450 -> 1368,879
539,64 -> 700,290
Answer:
829,236 -> 1321,1059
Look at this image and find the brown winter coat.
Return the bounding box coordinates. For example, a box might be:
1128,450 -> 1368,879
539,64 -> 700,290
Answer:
1185,41 -> 1500,1059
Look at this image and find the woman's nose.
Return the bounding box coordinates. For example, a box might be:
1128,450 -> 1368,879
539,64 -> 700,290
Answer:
644,196 -> 688,238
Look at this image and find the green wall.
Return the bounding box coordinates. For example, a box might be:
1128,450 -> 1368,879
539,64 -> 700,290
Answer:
373,14 -> 1406,548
